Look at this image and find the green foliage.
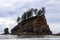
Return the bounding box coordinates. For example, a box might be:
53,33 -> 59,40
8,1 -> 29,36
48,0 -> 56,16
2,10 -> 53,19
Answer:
21,12 -> 27,21
37,9 -> 42,16
18,7 -> 45,22
17,17 -> 20,23
34,9 -> 38,15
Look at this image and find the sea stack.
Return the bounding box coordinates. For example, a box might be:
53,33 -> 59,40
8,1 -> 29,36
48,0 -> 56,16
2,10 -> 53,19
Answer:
11,7 -> 52,35
4,28 -> 9,34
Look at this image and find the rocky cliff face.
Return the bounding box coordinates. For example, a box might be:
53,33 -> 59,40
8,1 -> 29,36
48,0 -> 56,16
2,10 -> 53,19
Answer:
11,14 -> 52,35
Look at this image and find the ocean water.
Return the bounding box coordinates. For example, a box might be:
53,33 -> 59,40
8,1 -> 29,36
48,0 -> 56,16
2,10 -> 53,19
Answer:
0,35 -> 60,40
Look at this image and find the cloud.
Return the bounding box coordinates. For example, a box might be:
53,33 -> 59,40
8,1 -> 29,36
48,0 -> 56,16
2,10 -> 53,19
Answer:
0,0 -> 20,7
48,22 -> 60,34
0,0 -> 60,34
46,0 -> 60,4
0,3 -> 11,7
0,17 -> 17,33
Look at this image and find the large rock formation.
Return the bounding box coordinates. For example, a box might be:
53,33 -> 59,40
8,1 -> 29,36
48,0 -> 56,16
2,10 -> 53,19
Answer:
11,8 -> 52,35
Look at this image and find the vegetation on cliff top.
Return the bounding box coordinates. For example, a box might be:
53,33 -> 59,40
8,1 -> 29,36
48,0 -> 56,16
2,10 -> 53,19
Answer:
17,7 -> 45,24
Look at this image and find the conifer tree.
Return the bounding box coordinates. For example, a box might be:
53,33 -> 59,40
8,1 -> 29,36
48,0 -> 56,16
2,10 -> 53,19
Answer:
21,12 -> 26,21
37,9 -> 42,16
34,9 -> 38,15
17,17 -> 20,23
41,7 -> 45,15
26,9 -> 33,18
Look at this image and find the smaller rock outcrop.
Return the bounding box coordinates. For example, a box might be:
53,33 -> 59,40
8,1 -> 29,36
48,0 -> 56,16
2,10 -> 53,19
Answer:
4,28 -> 9,34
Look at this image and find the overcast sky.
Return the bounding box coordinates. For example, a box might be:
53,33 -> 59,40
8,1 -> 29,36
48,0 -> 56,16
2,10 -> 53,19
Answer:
0,0 -> 60,34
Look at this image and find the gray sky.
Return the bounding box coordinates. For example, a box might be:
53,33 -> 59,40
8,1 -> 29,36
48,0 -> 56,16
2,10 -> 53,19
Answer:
0,0 -> 60,34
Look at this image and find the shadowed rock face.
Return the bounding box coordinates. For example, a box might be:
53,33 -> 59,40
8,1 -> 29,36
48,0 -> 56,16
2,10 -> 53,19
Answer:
11,14 -> 52,35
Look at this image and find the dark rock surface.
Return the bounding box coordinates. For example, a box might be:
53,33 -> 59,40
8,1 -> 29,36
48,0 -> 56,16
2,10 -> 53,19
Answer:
11,15 -> 52,35
4,28 -> 9,34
